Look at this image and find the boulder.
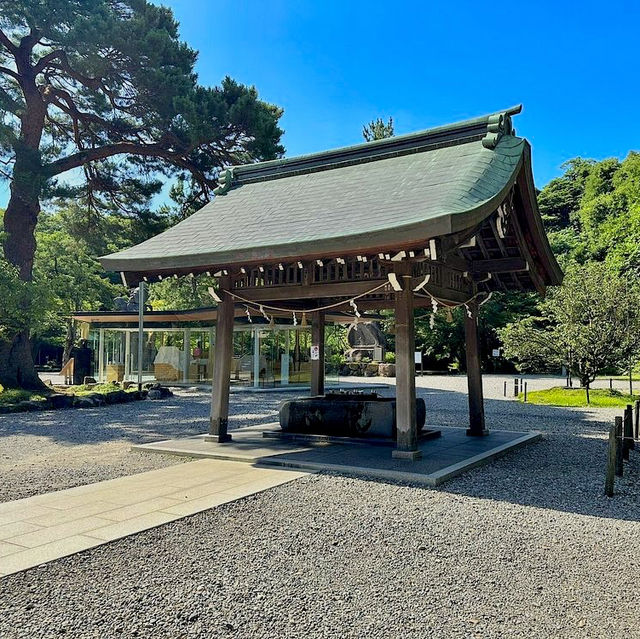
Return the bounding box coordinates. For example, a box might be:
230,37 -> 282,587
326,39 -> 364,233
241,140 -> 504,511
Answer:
83,377 -> 97,385
48,394 -> 74,410
83,393 -> 105,406
17,400 -> 44,412
148,389 -> 162,400
122,381 -> 136,390
378,363 -> 396,377
74,398 -> 95,409
105,390 -> 127,404
364,363 -> 379,377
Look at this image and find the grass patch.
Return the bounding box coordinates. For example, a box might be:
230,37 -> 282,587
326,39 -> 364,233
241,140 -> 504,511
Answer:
55,383 -> 138,396
0,387 -> 47,407
597,374 -> 640,382
520,386 -> 639,408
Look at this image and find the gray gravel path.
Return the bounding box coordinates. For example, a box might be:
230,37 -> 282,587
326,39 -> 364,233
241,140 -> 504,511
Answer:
2,375 -> 640,638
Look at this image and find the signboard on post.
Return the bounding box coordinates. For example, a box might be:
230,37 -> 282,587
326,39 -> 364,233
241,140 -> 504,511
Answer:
414,351 -> 423,376
310,345 -> 320,361
492,348 -> 501,358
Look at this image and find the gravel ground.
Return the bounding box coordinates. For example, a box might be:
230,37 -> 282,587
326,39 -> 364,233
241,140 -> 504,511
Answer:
0,388 -> 286,502
2,374 -> 640,638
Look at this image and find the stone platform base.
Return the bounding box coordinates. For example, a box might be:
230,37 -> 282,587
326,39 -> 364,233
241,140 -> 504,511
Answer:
133,424 -> 541,487
261,428 -> 441,447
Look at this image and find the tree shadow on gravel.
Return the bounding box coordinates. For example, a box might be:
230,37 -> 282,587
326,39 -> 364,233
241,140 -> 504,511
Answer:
0,392 -> 290,446
2,383 -> 636,524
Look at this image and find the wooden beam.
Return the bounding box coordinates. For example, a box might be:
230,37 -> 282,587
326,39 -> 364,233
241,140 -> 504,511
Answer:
509,190 -> 546,295
206,275 -> 234,443
470,257 -> 528,274
310,310 -> 325,396
464,300 -> 488,436
236,279 -> 389,302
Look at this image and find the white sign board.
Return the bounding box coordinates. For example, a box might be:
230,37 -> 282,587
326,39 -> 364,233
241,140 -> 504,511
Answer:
492,348 -> 501,358
414,351 -> 422,364
310,345 -> 320,361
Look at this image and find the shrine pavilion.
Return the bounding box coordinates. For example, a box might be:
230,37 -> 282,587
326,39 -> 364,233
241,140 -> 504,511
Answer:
101,105 -> 562,460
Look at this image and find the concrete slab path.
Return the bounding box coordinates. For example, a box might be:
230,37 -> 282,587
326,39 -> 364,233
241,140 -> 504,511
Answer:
0,459 -> 308,578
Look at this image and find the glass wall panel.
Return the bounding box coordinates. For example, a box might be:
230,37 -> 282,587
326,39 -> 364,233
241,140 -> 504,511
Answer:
88,323 -> 341,388
231,328 -> 255,386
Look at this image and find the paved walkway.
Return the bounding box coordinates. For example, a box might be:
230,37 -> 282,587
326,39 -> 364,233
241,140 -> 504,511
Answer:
0,459 -> 308,577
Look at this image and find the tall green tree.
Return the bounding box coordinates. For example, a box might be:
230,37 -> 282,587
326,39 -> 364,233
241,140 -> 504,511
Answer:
362,116 -> 394,141
499,263 -> 640,402
0,0 -> 284,388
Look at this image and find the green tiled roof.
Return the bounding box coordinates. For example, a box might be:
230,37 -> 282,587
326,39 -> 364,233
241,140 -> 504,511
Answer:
100,107 -> 531,273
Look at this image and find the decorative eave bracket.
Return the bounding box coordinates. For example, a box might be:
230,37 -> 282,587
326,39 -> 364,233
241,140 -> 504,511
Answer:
482,107 -> 520,149
213,168 -> 234,196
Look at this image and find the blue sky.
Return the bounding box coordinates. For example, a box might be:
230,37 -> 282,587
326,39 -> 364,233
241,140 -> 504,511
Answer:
160,0 -> 639,188
3,0 -> 639,205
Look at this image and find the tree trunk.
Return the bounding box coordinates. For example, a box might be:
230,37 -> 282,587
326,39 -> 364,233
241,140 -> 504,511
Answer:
62,319 -> 76,365
0,329 -> 43,389
0,151 -> 46,390
585,382 -> 590,405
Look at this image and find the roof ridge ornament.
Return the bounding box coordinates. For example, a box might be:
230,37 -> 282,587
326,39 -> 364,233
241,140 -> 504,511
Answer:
213,168 -> 234,196
482,112 -> 515,149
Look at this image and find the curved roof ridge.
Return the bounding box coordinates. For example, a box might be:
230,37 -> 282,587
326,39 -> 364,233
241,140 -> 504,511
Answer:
217,105 -> 523,188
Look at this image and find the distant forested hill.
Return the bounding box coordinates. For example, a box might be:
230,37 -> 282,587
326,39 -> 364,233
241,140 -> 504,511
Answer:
539,153 -> 640,274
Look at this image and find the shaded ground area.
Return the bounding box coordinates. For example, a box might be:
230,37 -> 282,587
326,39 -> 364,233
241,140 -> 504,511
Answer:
0,389 -> 279,502
2,375 -> 640,637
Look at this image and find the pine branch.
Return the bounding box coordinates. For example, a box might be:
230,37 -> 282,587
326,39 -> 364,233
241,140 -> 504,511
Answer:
0,29 -> 17,55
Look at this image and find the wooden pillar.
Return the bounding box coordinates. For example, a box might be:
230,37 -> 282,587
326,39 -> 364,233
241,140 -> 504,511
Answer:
206,276 -> 234,443
137,282 -> 145,391
310,310 -> 325,396
392,270 -> 421,460
464,300 -> 488,436
183,328 -> 191,383
124,331 -> 131,380
253,326 -> 260,388
98,328 -> 105,383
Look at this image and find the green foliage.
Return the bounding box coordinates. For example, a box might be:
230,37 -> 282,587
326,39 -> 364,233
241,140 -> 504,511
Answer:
520,387 -> 638,408
362,117 -> 394,141
384,352 -> 395,364
148,274 -> 216,311
500,263 -> 640,387
543,152 -> 640,275
413,292 -> 537,371
0,1 -> 285,195
0,221 -> 50,339
0,387 -> 46,406
537,158 -> 593,232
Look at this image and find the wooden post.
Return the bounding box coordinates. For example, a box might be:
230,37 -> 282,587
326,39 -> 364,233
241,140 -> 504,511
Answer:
206,276 -> 234,443
183,328 -> 191,383
503,380 -> 507,397
310,310 -> 325,396
124,331 -> 131,381
98,328 -> 105,383
634,400 -> 639,440
624,405 -> 634,456
524,381 -> 528,403
392,269 -> 421,460
137,282 -> 145,391
605,421 -> 617,497
465,301 -> 488,436
615,416 -> 624,477
252,325 -> 260,388
514,378 -> 518,397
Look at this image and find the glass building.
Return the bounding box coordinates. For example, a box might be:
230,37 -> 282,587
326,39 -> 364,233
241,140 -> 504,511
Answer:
73,307 -> 350,388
